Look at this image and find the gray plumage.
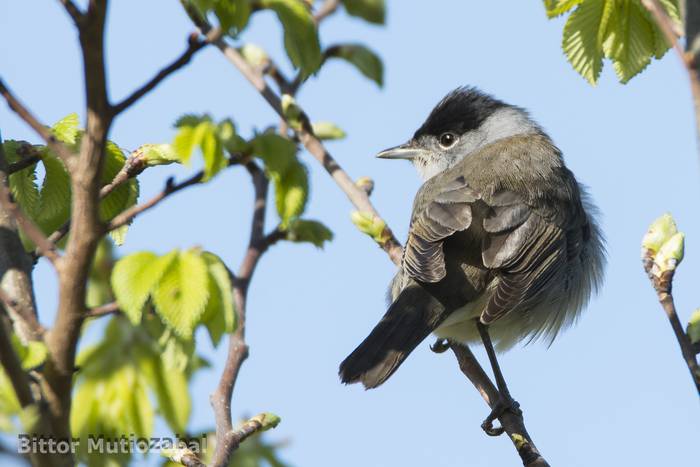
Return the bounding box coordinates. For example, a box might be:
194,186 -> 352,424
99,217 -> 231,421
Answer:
339,87 -> 605,389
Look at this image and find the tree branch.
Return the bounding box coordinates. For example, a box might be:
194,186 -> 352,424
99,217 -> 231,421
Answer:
209,161 -> 272,467
111,34 -> 209,116
642,251 -> 700,394
85,301 -> 119,318
181,5 -> 403,265
58,0 -> 84,26
449,343 -> 550,467
0,79 -> 76,168
105,170 -> 204,232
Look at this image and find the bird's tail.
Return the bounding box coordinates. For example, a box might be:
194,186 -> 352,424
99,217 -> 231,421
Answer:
339,282 -> 451,389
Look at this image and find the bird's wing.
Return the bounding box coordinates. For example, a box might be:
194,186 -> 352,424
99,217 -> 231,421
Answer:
403,175 -> 479,283
480,192 -> 567,324
405,178 -> 569,324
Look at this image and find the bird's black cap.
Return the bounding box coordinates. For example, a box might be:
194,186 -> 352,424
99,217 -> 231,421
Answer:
413,86 -> 509,139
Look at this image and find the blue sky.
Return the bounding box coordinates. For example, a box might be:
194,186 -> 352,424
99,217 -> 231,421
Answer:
2,1 -> 700,466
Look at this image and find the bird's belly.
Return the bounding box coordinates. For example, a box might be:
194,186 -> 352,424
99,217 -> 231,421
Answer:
433,293 -> 489,343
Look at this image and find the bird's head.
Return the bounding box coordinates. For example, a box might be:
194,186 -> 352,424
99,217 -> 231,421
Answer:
377,87 -> 543,180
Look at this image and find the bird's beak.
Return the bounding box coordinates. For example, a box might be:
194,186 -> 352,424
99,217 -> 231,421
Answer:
376,141 -> 424,160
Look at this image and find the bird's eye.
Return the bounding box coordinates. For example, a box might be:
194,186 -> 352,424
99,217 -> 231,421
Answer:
438,132 -> 457,148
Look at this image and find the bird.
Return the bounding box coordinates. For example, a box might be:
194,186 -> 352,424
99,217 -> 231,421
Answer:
339,86 -> 605,429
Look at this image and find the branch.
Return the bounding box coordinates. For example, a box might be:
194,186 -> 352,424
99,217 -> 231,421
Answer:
0,318 -> 34,408
642,251 -> 700,393
0,79 -> 76,168
209,161 -> 274,467
0,173 -> 60,266
105,170 -> 204,232
449,343 -> 550,467
7,142 -> 41,174
314,0 -> 341,24
111,34 -> 208,115
59,0 -> 83,26
642,0 -> 700,149
85,301 -> 119,318
181,7 -> 403,265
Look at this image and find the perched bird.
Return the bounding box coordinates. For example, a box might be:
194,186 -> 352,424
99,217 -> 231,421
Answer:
339,87 -> 605,422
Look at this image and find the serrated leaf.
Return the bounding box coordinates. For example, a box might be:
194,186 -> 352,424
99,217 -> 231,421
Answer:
36,151 -> 71,234
342,0 -> 385,24
260,0 -> 322,77
605,0 -> 655,83
142,357 -> 190,434
325,44 -> 383,86
642,0 -> 681,59
285,219 -> 333,247
174,113 -> 211,128
275,160 -> 308,227
201,252 -> 236,346
173,118 -> 228,180
152,250 -> 210,339
562,0 -> 612,85
51,113 -> 80,145
99,140 -> 140,223
111,251 -> 177,325
543,0 -> 583,18
201,123 -> 227,181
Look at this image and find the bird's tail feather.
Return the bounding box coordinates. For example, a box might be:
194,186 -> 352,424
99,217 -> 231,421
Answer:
339,283 -> 451,389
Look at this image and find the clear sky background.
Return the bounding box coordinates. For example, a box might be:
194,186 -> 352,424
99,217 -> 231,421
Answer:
2,1 -> 700,466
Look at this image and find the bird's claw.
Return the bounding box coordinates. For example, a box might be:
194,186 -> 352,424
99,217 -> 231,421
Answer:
480,397 -> 521,437
430,338 -> 450,353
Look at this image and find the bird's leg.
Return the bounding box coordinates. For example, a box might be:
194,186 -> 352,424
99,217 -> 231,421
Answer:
430,338 -> 450,353
476,320 -> 522,437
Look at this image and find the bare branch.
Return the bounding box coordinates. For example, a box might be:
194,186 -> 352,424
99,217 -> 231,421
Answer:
209,162 -> 268,467
0,79 -> 76,168
59,0 -> 84,25
314,0 -> 341,24
85,301 -> 119,318
111,34 -> 208,116
105,170 -> 204,232
449,343 -> 550,467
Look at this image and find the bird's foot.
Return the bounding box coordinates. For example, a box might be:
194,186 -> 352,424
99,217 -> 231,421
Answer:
481,396 -> 522,437
430,338 -> 450,353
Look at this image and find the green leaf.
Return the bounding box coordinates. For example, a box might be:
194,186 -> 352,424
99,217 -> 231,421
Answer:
543,0 -> 583,18
99,141 -> 140,224
285,219 -> 333,247
214,0 -> 251,34
111,251 -> 177,325
201,252 -> 236,346
562,0 -> 613,85
3,140 -> 40,218
141,355 -> 191,433
643,0 -> 681,59
325,44 -> 383,86
36,152 -> 71,233
604,0 -> 655,83
342,0 -> 385,24
173,117 -> 228,180
201,123 -> 227,180
139,143 -> 180,167
10,336 -> 48,370
51,113 -> 80,145
275,159 -> 308,227
152,250 -> 210,339
251,133 -> 297,175
260,0 -> 322,77
688,309 -> 700,344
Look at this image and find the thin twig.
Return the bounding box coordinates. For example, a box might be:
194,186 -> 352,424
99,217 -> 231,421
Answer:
0,79 -> 76,168
85,301 -> 119,318
642,252 -> 700,394
181,5 -> 403,265
0,178 -> 60,265
105,171 -> 204,232
449,343 -> 550,467
314,0 -> 341,24
111,35 -> 209,115
58,0 -> 83,25
209,162 -> 269,467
